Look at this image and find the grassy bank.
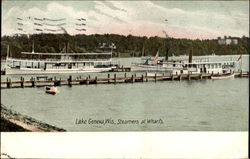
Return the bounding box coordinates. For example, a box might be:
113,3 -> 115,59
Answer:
1,104 -> 66,132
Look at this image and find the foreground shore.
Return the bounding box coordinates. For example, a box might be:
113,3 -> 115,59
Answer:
1,104 -> 66,132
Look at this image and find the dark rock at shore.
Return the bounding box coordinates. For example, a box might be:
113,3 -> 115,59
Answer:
1,104 -> 66,132
1,117 -> 30,132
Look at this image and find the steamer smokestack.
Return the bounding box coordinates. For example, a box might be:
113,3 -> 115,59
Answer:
189,48 -> 193,63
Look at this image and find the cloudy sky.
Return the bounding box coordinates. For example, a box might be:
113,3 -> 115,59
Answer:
2,1 -> 249,39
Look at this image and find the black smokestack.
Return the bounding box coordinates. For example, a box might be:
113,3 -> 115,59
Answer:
165,38 -> 170,61
189,48 -> 193,63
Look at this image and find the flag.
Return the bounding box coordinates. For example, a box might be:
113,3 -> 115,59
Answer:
153,50 -> 159,64
237,54 -> 242,61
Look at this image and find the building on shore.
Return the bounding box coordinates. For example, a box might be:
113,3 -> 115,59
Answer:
217,36 -> 239,45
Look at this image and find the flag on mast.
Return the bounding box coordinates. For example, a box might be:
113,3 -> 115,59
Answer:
153,50 -> 159,64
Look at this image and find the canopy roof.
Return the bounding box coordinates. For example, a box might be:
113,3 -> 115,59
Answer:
21,52 -> 112,56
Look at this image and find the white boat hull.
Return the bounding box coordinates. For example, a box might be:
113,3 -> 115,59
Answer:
5,67 -> 113,75
211,73 -> 235,79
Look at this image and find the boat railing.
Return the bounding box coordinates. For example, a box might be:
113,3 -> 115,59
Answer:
7,57 -> 112,62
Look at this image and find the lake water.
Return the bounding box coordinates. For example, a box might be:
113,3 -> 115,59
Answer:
1,55 -> 249,131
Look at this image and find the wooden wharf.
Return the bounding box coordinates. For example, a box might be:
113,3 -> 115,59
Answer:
1,72 -> 249,89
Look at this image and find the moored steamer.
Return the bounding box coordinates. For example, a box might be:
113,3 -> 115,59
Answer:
4,48 -> 118,75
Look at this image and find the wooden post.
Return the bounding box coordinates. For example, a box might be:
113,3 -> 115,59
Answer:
114,74 -> 117,84
122,65 -> 124,72
131,75 -> 134,83
108,74 -> 110,84
21,77 -> 24,88
200,74 -> 203,80
95,76 -> 97,84
188,73 -> 191,81
86,77 -> 89,85
171,75 -> 174,80
179,74 -> 182,81
31,78 -> 35,87
68,75 -> 72,86
7,78 -> 11,88
141,74 -> 144,82
154,73 -> 157,82
145,72 -> 148,82
240,70 -> 242,77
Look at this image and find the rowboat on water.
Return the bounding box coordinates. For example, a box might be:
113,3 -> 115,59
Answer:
45,86 -> 58,95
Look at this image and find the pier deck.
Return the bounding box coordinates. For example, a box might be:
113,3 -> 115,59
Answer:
1,72 -> 248,89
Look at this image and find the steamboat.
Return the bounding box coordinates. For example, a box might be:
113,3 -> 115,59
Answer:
4,45 -> 118,75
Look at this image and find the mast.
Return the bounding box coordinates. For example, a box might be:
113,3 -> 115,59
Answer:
163,19 -> 170,61
6,45 -> 9,59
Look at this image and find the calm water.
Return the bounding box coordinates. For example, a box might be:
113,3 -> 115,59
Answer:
1,55 -> 249,131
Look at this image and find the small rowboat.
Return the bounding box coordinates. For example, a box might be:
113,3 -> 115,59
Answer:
45,86 -> 58,95
211,73 -> 235,79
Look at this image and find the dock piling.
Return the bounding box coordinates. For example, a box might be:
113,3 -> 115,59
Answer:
179,74 -> 182,81
200,74 -> 203,80
21,77 -> 24,88
86,77 -> 89,85
114,74 -> 117,84
68,75 -> 72,86
95,76 -> 97,84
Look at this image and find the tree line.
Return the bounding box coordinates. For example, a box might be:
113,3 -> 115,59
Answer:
1,33 -> 249,59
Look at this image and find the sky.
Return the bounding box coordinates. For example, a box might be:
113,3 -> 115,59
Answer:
2,0 -> 249,39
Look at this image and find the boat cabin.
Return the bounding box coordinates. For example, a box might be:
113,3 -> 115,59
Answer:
172,61 -> 236,75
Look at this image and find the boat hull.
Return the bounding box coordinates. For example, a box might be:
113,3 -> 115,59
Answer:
5,67 -> 113,75
211,73 -> 235,79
